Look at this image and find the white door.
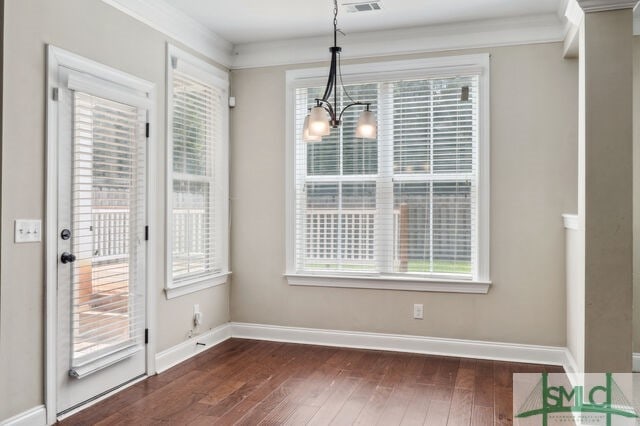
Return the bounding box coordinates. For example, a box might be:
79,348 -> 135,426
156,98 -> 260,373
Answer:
54,64 -> 149,415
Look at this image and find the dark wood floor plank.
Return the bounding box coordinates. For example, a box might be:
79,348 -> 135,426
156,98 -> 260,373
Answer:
494,361 -> 515,389
213,344 -> 312,424
352,384 -> 394,425
473,360 -> 495,408
447,388 -> 474,426
434,357 -> 460,387
398,384 -> 431,426
455,367 -> 476,390
307,376 -> 362,425
329,379 -> 378,426
283,404 -> 321,425
330,351 -> 397,425
375,355 -> 426,425
417,355 -> 442,385
459,358 -> 477,370
236,346 -> 337,425
494,385 -> 514,425
424,399 -> 451,425
375,382 -> 415,425
470,405 -> 494,426
236,377 -> 304,425
59,338 -> 561,426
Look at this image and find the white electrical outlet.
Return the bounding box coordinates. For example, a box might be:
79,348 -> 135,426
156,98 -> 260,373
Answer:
193,304 -> 202,326
413,304 -> 424,320
15,219 -> 42,243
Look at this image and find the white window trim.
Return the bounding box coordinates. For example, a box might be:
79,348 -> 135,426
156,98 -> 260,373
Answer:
165,44 -> 230,299
284,54 -> 491,293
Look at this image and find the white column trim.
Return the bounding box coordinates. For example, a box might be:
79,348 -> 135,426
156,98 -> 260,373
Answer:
576,0 -> 638,12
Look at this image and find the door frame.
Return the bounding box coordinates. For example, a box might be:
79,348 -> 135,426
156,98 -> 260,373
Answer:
45,45 -> 158,424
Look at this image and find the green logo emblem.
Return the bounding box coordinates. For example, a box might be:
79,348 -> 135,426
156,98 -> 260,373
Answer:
516,373 -> 638,426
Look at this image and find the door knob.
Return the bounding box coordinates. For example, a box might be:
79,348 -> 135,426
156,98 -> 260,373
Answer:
61,252 -> 76,264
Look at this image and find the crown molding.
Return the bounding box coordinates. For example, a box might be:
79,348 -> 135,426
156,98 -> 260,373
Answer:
231,14 -> 566,69
560,0 -> 639,58
101,0 -> 233,68
561,0 -> 584,58
576,0 -> 638,12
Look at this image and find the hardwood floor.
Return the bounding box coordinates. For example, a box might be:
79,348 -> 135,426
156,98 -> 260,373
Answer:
58,338 -> 563,425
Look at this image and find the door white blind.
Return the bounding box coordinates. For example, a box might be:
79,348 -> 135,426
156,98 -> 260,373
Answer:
71,91 -> 146,370
294,75 -> 478,279
170,68 -> 224,284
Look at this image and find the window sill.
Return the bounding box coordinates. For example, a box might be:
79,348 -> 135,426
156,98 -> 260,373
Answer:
165,272 -> 231,299
285,273 -> 491,294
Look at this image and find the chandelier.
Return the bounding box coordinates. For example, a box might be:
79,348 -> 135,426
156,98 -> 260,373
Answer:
302,0 -> 378,142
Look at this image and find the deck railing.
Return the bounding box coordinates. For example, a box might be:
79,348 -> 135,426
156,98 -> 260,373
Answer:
92,208 -> 206,262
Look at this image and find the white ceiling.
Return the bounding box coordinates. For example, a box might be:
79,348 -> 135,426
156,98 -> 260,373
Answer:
167,0 -> 564,45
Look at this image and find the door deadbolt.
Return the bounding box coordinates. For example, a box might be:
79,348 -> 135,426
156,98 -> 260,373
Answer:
60,252 -> 76,264
61,229 -> 71,240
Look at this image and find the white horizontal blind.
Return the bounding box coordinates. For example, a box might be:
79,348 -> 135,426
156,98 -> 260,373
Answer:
170,66 -> 224,284
71,91 -> 146,368
294,74 -> 478,279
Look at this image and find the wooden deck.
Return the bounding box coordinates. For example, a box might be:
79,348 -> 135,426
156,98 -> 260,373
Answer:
59,338 -> 564,425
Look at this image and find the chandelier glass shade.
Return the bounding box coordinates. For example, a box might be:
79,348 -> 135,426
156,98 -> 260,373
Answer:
302,113 -> 322,142
302,0 -> 377,142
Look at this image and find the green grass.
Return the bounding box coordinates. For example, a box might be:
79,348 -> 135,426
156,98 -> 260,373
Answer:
305,259 -> 471,275
406,260 -> 471,274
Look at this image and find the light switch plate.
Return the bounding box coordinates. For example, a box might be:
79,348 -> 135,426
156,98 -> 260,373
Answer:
413,303 -> 424,320
15,219 -> 42,243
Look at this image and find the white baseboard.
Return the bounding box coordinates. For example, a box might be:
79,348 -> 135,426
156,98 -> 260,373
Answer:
0,405 -> 46,426
155,323 -> 232,374
153,321 -> 586,381
562,348 -> 580,376
230,322 -> 568,368
633,353 -> 640,373
562,348 -> 583,387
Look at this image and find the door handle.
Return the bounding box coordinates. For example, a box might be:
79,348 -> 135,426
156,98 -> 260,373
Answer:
61,252 -> 76,264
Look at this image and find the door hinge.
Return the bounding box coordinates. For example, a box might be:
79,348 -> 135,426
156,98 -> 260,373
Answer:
145,225 -> 149,241
145,122 -> 150,138
144,328 -> 149,344
52,88 -> 59,101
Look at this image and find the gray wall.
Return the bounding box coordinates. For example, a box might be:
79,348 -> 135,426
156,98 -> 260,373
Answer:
0,0 -> 230,420
229,43 -> 578,346
634,36 -> 640,355
0,0 -> 587,420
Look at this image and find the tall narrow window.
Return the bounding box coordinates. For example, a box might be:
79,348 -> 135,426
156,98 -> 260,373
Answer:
287,55 -> 490,290
166,45 -> 229,297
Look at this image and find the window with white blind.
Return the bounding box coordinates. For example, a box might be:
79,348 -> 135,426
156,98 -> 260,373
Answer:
166,45 -> 229,298
286,55 -> 490,293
